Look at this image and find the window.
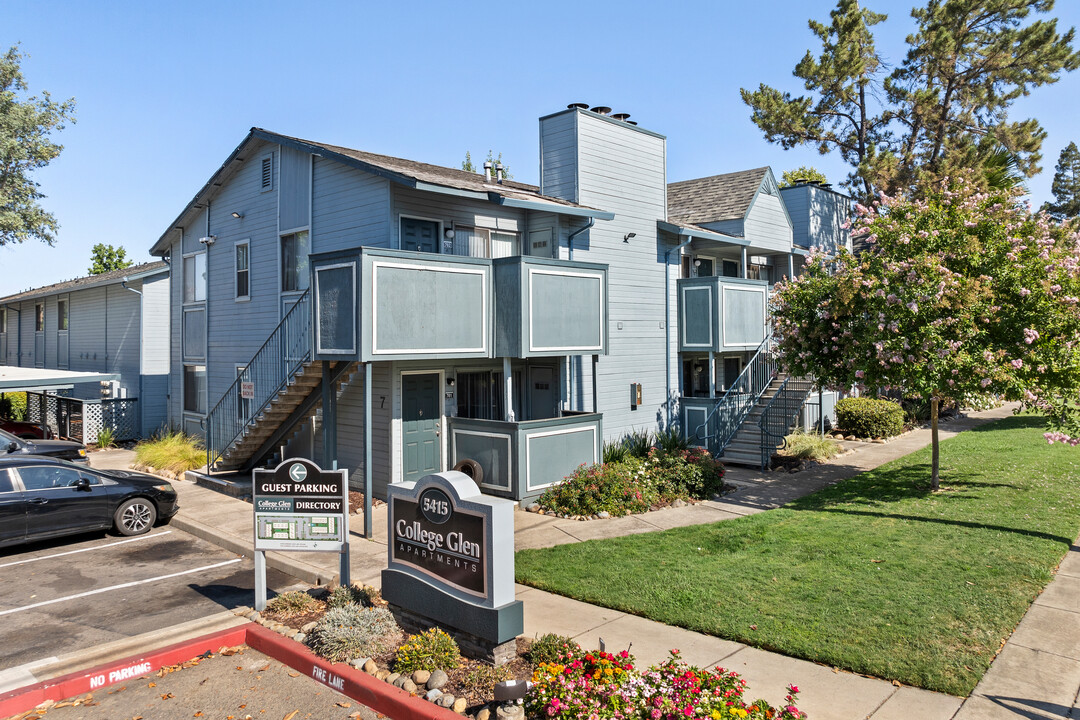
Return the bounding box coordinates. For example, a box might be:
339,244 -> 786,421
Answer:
58,300 -> 68,330
457,371 -> 505,420
183,365 -> 207,414
183,308 -> 206,361
183,252 -> 207,302
34,304 -> 44,332
400,217 -> 440,253
0,308 -> 6,334
693,258 -> 714,277
722,260 -> 740,278
281,231 -> 310,292
235,242 -> 250,300
17,465 -> 84,491
451,227 -> 520,259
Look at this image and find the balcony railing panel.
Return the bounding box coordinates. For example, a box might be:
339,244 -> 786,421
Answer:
677,276 -> 769,353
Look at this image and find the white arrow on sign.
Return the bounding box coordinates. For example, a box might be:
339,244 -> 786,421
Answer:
289,463 -> 308,483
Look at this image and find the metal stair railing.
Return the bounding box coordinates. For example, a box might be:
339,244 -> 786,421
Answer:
757,376 -> 816,471
692,335 -> 776,456
206,288 -> 313,470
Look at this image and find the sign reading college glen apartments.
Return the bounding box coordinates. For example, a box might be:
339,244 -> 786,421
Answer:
383,471 -> 522,648
252,458 -> 348,552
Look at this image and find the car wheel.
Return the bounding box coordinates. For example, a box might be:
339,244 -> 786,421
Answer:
114,498 -> 157,536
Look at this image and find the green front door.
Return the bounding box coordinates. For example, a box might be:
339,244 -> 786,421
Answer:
401,218 -> 439,253
402,373 -> 441,483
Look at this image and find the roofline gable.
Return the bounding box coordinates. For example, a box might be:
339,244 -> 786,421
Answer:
743,167 -> 794,231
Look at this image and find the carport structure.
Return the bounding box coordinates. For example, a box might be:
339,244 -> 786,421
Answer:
0,367 -> 122,441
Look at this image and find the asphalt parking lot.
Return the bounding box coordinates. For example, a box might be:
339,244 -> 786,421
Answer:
0,527 -> 298,677
17,645 -> 378,720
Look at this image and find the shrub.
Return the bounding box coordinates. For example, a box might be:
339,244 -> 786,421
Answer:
648,447 -> 726,499
96,426 -> 116,449
0,392 -> 27,421
780,431 -> 843,461
394,627 -> 461,673
622,429 -> 654,458
602,439 -> 629,464
835,397 -> 905,438
538,458 -> 657,517
134,428 -> 205,474
265,590 -> 319,616
308,606 -> 402,663
654,425 -> 690,453
327,583 -> 382,610
526,633 -> 581,666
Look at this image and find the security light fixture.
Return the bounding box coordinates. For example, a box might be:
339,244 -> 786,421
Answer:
623,232 -> 636,243
446,377 -> 456,387
231,211 -> 244,219
444,228 -> 456,240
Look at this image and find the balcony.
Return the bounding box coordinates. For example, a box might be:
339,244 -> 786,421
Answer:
447,412 -> 603,501
677,276 -> 769,353
310,248 -> 608,362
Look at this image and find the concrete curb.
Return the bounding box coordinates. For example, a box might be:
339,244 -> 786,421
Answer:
169,515 -> 339,587
1,622 -> 461,720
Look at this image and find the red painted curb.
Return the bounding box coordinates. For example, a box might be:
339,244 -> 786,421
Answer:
244,622 -> 462,720
2,622 -> 466,720
0,625 -> 249,719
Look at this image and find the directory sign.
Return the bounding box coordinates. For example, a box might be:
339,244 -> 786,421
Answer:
252,458 -> 348,552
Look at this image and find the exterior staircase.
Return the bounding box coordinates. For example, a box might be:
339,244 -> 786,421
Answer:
718,374 -> 788,466
206,289 -> 353,473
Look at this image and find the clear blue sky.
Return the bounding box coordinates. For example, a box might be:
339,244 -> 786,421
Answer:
2,0 -> 1079,296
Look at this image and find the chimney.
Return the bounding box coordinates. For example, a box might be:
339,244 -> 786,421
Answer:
483,160 -> 492,182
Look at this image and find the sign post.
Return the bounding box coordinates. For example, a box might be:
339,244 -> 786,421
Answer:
252,458 -> 350,610
382,471 -> 523,665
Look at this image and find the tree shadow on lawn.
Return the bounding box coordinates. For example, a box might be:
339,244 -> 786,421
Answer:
813,506 -> 1075,545
789,462 -> 995,508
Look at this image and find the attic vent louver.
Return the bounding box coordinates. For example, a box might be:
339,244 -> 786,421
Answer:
260,154 -> 273,192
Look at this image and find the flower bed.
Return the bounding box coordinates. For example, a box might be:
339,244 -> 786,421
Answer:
251,587 -> 805,718
533,447 -> 728,519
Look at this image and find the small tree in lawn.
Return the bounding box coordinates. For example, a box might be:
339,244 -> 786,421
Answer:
771,175 -> 1080,489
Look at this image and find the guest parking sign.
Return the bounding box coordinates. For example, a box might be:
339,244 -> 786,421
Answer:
253,458 -> 348,552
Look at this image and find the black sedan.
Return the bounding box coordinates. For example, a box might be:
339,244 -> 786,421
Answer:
0,456 -> 179,548
1,427 -> 88,464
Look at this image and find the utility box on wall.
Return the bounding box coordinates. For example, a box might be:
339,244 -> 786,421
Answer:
630,383 -> 642,410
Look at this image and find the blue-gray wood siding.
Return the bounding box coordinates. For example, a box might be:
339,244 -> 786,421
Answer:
743,191 -> 792,253
389,185 -> 524,250
779,185 -> 851,255
140,272 -> 170,436
279,145 -> 311,232
540,109 -> 675,439
311,156 -> 391,254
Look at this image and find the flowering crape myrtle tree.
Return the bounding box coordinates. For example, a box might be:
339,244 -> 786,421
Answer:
771,176 -> 1080,489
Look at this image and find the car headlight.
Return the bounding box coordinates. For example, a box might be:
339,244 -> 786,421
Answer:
154,484 -> 174,492
78,449 -> 86,457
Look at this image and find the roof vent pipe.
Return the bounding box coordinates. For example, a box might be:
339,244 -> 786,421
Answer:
611,113 -> 631,122
496,163 -> 504,183
483,161 -> 493,182
567,102 -> 589,110
590,106 -> 611,115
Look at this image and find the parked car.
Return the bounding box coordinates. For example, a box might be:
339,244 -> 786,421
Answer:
0,418 -> 52,440
1,428 -> 87,464
0,456 -> 178,547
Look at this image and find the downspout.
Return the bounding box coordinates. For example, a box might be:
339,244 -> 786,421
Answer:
565,217 -> 595,409
664,236 -> 694,428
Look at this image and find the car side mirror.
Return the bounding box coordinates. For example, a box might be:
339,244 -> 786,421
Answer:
5,442 -> 15,453
76,477 -> 92,491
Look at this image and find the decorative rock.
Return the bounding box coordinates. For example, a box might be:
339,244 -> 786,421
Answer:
427,669 -> 449,690
496,705 -> 524,720
294,633 -> 306,644
301,621 -> 318,633
402,679 -> 418,694
392,674 -> 407,688
286,628 -> 298,638
426,689 -> 444,703
452,697 -> 468,714
845,435 -> 857,441
363,659 -> 378,674
375,670 -> 390,681
234,605 -> 252,616
412,670 -> 431,685
436,694 -> 456,708
671,498 -> 687,508
597,511 -> 610,519
477,707 -> 492,720
386,672 -> 400,684
526,503 -> 540,513
247,611 -> 260,622
351,658 -> 366,669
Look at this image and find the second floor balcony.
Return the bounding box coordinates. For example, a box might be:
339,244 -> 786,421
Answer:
677,276 -> 769,353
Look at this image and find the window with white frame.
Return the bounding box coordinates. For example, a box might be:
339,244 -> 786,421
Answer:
451,227 -> 520,259
183,252 -> 207,303
183,365 -> 207,414
281,231 -> 310,292
235,241 -> 250,300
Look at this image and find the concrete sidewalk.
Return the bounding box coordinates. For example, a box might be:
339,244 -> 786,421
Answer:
91,403 -> 1080,719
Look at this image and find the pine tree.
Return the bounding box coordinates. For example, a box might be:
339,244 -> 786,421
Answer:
1042,141 -> 1080,220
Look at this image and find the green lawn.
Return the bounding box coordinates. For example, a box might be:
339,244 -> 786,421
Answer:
515,415 -> 1080,696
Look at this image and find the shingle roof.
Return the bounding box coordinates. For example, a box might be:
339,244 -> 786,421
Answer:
667,167 -> 770,225
0,261 -> 167,304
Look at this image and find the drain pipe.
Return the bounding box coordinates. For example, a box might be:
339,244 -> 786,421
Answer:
565,217 -> 595,410
567,217 -> 594,262
120,277 -> 142,296
664,236 -> 694,427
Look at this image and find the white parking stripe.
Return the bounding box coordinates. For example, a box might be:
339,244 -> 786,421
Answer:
0,558 -> 243,617
0,532 -> 173,570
